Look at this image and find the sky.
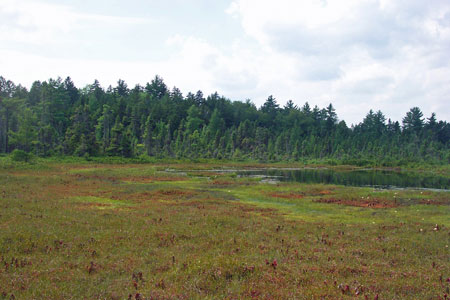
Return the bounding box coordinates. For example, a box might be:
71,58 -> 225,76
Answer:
1,0 -> 449,125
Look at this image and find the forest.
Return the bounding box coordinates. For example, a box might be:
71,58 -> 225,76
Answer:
0,75 -> 449,165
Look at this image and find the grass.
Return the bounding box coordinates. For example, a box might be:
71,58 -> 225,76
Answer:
0,162 -> 449,299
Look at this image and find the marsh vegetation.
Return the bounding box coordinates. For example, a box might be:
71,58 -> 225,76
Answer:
0,160 -> 448,299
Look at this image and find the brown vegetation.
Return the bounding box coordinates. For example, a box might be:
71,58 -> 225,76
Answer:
315,197 -> 398,208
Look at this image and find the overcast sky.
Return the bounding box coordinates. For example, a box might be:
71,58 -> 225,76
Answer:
1,0 -> 449,124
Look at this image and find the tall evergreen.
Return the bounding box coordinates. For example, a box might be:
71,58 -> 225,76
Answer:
0,75 -> 448,165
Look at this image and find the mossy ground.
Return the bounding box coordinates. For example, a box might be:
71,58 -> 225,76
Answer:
0,162 -> 449,299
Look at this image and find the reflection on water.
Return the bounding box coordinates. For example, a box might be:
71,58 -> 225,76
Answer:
236,169 -> 450,190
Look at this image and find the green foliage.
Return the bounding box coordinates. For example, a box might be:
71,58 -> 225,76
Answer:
186,105 -> 203,133
0,75 -> 448,167
10,149 -> 33,162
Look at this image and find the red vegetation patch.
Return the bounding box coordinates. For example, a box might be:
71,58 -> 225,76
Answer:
315,197 -> 398,208
211,180 -> 234,185
319,190 -> 333,195
419,199 -> 445,205
122,176 -> 186,183
268,192 -> 304,199
46,181 -> 101,199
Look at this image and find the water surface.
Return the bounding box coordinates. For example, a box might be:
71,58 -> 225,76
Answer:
235,168 -> 450,190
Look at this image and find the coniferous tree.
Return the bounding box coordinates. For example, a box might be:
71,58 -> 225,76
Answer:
0,75 -> 448,165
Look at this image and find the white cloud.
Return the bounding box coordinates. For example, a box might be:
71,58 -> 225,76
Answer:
0,0 -> 153,44
224,0 -> 450,123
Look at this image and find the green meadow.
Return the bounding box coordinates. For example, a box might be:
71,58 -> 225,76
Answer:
0,160 -> 449,299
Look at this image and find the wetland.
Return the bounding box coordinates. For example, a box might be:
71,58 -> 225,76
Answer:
0,161 -> 449,299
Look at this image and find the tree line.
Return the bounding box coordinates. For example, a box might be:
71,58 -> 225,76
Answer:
0,75 -> 449,165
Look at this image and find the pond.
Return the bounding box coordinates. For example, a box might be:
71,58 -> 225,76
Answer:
234,168 -> 450,190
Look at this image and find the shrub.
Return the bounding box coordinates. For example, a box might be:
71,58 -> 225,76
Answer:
10,149 -> 33,162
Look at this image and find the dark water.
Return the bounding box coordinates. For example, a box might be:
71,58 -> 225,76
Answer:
236,168 -> 450,190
